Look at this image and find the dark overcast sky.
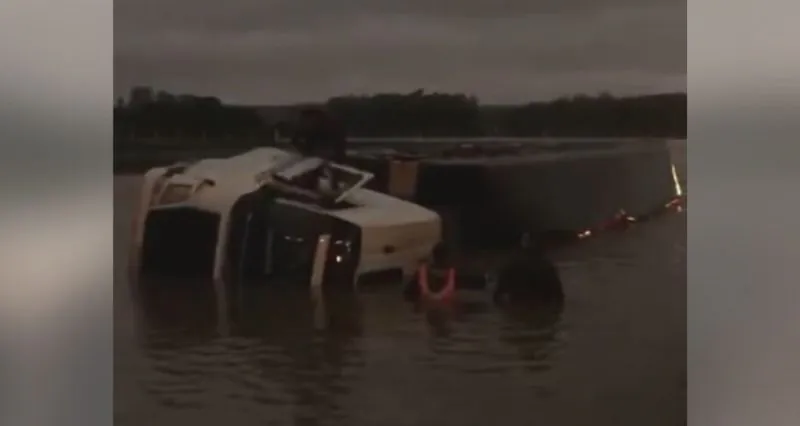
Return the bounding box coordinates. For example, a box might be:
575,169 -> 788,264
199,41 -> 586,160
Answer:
114,0 -> 686,104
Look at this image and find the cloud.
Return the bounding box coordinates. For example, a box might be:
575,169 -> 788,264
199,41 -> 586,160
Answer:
114,0 -> 686,103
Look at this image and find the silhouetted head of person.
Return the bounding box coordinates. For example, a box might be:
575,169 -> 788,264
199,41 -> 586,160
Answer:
431,242 -> 450,267
519,232 -> 546,256
298,107 -> 328,130
273,120 -> 291,137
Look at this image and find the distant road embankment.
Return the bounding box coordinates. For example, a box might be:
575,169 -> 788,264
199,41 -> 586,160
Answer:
114,136 -> 684,174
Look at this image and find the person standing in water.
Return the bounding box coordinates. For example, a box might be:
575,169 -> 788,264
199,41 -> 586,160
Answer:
404,243 -> 455,301
493,233 -> 564,303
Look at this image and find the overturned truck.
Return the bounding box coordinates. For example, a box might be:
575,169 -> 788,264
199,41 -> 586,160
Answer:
130,147 -> 442,288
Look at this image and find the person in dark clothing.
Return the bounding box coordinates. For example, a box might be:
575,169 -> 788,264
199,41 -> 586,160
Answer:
290,108 -> 348,196
292,108 -> 347,162
493,235 -> 564,304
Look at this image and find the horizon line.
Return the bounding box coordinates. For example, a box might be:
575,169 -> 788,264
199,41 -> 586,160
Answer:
117,89 -> 686,108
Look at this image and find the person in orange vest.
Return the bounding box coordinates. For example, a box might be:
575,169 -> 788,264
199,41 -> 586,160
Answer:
404,243 -> 456,302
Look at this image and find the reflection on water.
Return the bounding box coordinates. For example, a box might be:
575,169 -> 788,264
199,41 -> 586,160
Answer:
115,141 -> 686,426
122,275 -> 566,426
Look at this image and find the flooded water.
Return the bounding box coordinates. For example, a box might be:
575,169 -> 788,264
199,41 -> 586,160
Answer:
114,142 -> 686,426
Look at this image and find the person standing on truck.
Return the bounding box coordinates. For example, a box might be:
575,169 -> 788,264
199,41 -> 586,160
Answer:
291,108 -> 348,194
292,108 -> 347,163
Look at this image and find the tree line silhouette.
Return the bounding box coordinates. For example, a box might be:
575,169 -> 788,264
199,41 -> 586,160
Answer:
325,90 -> 485,137
114,90 -> 270,146
114,88 -> 686,145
